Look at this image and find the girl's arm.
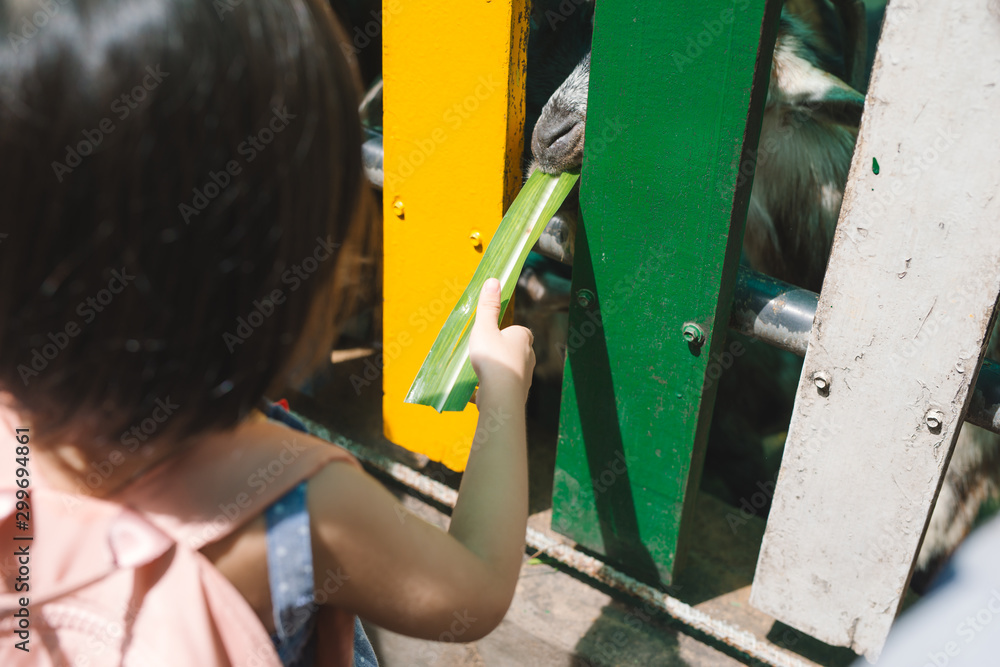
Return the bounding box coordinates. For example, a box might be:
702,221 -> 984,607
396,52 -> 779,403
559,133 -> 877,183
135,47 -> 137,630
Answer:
308,279 -> 535,641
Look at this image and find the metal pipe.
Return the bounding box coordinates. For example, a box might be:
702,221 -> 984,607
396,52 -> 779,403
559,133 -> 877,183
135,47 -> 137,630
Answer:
729,267 -> 816,356
359,78 -> 383,121
533,208 -> 577,264
728,266 -> 1000,434
359,77 -> 384,190
327,431 -> 816,667
357,122 -> 1000,433
362,135 -> 384,190
959,357 -> 1000,433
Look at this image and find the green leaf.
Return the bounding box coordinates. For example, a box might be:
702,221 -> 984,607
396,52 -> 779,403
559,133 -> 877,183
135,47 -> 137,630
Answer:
405,170 -> 580,412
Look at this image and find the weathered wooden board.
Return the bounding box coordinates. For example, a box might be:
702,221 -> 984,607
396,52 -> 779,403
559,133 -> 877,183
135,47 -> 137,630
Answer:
551,0 -> 781,586
750,0 -> 1000,659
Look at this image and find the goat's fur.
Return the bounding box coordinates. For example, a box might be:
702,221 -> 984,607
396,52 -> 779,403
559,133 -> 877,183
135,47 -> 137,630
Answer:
526,2 -> 1000,586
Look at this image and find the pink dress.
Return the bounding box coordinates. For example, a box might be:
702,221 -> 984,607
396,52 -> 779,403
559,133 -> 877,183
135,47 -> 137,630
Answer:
0,403 -> 359,666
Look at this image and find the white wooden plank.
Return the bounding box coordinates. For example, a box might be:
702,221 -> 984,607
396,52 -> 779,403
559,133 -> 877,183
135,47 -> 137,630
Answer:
749,0 -> 1000,660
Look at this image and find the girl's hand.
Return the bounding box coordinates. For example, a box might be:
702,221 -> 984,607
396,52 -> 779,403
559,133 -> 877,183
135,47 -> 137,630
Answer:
469,279 -> 535,404
308,279 -> 533,643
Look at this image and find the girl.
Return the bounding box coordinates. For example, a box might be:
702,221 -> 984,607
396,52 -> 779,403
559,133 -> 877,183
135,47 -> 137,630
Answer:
0,0 -> 535,664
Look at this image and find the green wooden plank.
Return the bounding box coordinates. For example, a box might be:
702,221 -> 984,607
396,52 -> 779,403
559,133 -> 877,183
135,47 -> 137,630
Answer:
551,0 -> 781,586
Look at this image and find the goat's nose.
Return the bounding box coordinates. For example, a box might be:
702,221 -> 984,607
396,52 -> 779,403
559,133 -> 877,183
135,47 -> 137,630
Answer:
531,115 -> 585,173
533,116 -> 579,152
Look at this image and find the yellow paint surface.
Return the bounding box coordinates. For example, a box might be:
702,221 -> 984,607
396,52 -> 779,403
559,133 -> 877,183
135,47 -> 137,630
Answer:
382,0 -> 527,471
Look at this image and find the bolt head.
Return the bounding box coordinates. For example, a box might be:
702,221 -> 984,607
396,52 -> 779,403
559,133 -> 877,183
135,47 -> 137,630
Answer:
813,371 -> 831,393
392,199 -> 405,219
926,409 -> 945,431
681,322 -> 705,346
470,230 -> 483,251
576,289 -> 595,308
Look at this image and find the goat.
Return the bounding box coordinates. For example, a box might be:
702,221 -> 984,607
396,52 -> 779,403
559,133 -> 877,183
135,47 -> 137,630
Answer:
523,1 -> 1000,590
530,10 -> 864,292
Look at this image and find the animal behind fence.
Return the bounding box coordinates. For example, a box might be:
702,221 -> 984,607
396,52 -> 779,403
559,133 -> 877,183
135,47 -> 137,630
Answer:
520,0 -> 999,589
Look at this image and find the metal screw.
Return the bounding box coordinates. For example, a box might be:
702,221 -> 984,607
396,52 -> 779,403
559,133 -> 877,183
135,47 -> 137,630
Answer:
392,199 -> 405,219
681,323 -> 705,346
576,289 -> 595,308
925,409 -> 945,431
813,371 -> 831,394
469,230 -> 483,251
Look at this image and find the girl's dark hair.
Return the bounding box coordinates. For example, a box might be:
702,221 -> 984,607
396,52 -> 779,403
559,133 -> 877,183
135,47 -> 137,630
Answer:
0,0 -> 367,452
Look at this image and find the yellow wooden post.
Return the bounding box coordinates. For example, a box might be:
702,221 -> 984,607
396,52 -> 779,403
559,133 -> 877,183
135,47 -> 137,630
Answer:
381,0 -> 527,471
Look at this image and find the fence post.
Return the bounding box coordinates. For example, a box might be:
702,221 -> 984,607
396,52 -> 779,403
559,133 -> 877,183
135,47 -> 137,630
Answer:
381,0 -> 528,470
751,0 -> 1000,658
551,0 -> 781,586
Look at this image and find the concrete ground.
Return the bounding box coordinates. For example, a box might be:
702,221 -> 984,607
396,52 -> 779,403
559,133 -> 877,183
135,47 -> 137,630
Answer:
288,351 -> 866,667
362,497 -> 743,667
